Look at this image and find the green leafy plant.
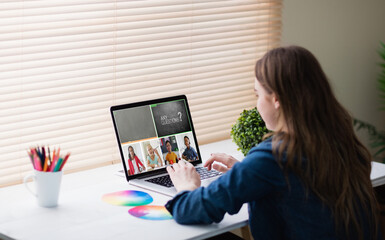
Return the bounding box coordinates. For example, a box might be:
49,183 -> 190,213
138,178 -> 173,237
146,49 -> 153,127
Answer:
231,107 -> 269,156
354,119 -> 385,162
354,42 -> 385,163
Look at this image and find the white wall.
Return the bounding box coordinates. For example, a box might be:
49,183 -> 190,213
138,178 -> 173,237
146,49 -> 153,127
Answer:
281,1 -> 385,131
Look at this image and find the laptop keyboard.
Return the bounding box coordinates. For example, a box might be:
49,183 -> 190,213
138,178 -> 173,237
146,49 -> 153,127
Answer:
145,167 -> 222,188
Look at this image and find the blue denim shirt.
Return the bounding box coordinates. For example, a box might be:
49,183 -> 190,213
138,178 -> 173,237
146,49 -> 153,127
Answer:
165,139 -> 380,240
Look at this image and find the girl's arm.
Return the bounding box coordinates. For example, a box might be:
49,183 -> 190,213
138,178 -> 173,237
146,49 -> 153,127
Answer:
154,148 -> 163,166
136,156 -> 145,168
166,145 -> 281,225
147,156 -> 155,169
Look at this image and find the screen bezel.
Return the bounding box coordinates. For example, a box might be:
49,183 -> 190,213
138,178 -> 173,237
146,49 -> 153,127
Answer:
110,95 -> 202,181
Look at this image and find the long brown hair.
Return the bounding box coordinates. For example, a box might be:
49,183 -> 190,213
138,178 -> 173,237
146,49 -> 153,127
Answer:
128,146 -> 136,160
255,46 -> 378,239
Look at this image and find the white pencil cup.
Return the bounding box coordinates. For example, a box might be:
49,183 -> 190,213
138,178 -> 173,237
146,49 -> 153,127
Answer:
23,170 -> 63,208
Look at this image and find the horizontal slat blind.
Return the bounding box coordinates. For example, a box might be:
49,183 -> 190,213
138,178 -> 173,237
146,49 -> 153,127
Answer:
0,0 -> 282,187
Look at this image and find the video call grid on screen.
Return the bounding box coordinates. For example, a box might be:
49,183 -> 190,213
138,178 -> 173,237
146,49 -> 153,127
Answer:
112,98 -> 200,176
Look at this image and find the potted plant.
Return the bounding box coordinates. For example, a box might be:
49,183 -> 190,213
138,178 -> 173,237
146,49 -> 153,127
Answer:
354,42 -> 385,163
230,107 -> 269,156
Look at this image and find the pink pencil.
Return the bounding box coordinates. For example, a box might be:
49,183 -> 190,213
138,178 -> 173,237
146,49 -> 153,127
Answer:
49,149 -> 57,172
34,154 -> 41,171
30,149 -> 41,171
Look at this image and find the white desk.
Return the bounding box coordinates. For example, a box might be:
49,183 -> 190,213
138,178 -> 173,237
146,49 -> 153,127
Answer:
0,139 -> 248,240
1,139 -> 385,240
371,161 -> 385,187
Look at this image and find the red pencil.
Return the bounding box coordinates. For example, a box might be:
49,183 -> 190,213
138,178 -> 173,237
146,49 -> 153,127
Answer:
59,153 -> 70,171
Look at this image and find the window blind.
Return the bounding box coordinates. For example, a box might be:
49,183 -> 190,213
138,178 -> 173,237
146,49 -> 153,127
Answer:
0,0 -> 282,187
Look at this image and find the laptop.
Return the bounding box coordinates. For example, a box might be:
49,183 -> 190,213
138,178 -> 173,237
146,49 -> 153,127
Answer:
110,95 -> 222,197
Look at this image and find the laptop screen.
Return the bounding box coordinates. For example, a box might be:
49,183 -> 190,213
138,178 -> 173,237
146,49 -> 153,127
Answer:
110,95 -> 202,180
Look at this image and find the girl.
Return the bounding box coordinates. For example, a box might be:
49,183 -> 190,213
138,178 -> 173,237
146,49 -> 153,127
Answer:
165,46 -> 381,240
127,145 -> 145,175
146,143 -> 163,170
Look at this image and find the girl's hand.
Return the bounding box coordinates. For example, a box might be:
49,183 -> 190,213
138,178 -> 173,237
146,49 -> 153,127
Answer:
167,160 -> 201,192
204,153 -> 239,173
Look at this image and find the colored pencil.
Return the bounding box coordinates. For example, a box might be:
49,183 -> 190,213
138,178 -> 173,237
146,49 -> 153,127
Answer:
53,158 -> 63,172
43,157 -> 48,172
59,153 -> 70,171
48,147 -> 52,168
27,146 -> 70,172
41,146 -> 46,168
50,149 -> 57,172
34,154 -> 41,171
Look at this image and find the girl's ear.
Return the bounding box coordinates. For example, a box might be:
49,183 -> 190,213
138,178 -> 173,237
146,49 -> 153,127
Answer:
273,94 -> 280,109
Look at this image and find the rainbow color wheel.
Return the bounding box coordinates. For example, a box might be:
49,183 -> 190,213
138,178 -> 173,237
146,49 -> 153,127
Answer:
128,205 -> 173,220
102,190 -> 153,206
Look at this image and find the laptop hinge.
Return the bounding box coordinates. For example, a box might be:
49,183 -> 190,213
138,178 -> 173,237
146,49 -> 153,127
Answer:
136,170 -> 168,179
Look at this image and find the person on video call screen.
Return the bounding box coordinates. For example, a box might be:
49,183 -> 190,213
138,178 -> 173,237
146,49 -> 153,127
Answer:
182,136 -> 198,162
127,145 -> 145,175
165,140 -> 179,165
